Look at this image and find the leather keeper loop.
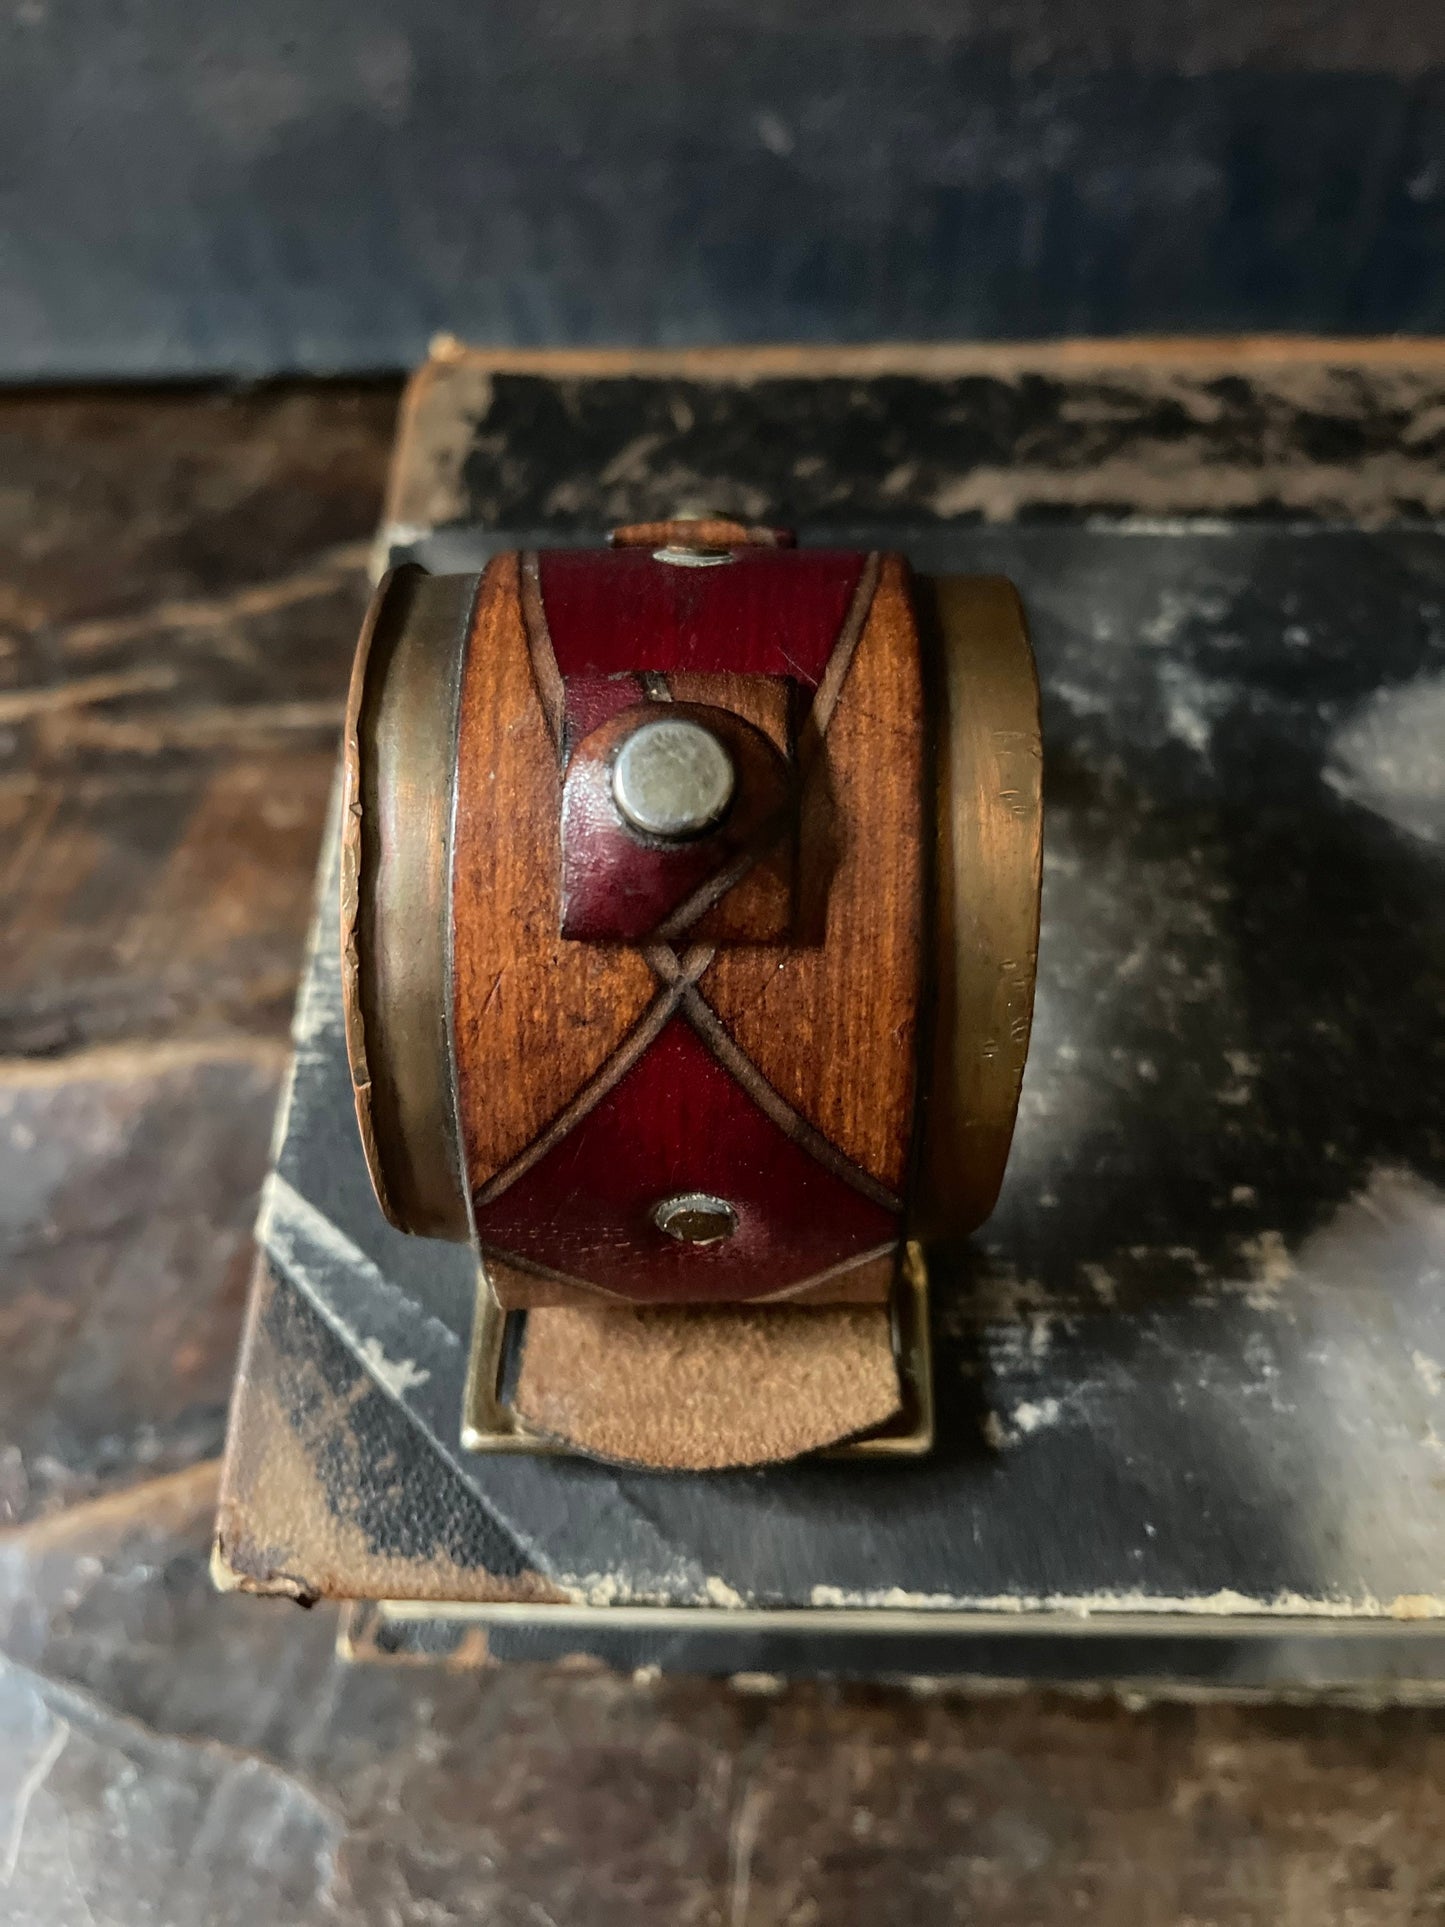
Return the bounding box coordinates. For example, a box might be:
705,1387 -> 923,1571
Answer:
608,516 -> 794,551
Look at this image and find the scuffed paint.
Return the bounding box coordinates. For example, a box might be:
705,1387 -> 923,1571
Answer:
356,1337 -> 431,1398
1326,673 -> 1445,845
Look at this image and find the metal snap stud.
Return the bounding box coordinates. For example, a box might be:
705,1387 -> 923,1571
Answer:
612,717 -> 735,840
651,1193 -> 739,1245
652,546 -> 734,567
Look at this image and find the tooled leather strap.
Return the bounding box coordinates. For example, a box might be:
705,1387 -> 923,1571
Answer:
449,524 -> 926,1308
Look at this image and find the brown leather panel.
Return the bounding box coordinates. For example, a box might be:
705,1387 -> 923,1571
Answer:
487,1244 -> 896,1309
662,674 -> 799,944
683,840 -> 796,946
767,1247 -> 896,1306
487,1253 -> 611,1310
698,555 -> 924,1191
662,670 -> 794,755
512,1302 -> 900,1469
451,552 -> 658,1190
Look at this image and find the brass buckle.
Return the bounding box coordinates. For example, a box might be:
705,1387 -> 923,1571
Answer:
461,1242 -> 934,1462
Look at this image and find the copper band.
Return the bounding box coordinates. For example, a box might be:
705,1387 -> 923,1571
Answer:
913,575 -> 1043,1241
341,564 -> 476,1240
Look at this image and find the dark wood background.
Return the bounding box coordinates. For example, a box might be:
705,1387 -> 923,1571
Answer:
3,381 -> 1444,1922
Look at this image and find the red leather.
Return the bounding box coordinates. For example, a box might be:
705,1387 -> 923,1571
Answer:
539,548 -> 867,687
473,1017 -> 895,1304
560,700 -> 796,942
561,671 -> 651,749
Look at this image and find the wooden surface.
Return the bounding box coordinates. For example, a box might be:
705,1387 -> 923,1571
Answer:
4,375 -> 1445,1923
0,383 -> 395,1522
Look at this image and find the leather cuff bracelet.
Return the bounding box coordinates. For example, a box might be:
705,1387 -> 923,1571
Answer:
341,519 -> 1042,1448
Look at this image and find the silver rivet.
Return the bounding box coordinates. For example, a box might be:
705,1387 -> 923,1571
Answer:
653,546 -> 734,568
651,1193 -> 738,1245
612,717 -> 735,840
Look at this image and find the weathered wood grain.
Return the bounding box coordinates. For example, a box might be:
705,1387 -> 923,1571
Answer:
0,385 -> 396,1054
0,1044 -> 283,1527
0,382 -> 397,1522
1,750 -> 339,1054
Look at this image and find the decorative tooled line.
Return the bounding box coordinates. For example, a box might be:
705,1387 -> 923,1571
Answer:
473,945 -> 716,1208
480,1238 -> 899,1307
807,550 -> 881,740
518,550 -> 565,752
677,988 -> 902,1213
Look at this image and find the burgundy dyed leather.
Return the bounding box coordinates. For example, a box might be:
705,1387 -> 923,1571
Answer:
473,1017 -> 895,1304
561,672 -> 650,749
539,548 -> 867,686
560,700 -> 796,942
